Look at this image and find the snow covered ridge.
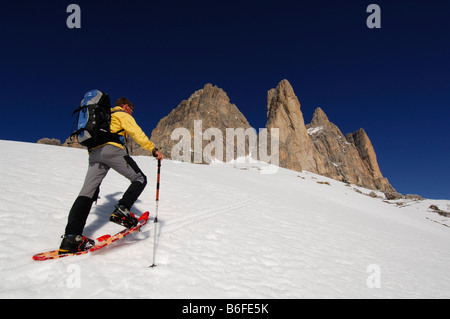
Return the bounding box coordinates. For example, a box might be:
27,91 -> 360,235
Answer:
1,139 -> 450,299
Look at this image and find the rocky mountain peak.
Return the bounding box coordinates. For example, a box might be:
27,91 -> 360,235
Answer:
150,83 -> 252,163
264,80 -> 395,192
266,79 -> 303,131
265,80 -> 327,173
309,107 -> 330,127
350,128 -> 384,181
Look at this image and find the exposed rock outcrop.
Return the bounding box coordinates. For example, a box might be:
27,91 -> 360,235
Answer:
348,128 -> 393,191
264,79 -> 395,192
150,83 -> 252,163
306,107 -> 394,192
265,79 -> 326,173
62,136 -> 85,149
37,138 -> 61,146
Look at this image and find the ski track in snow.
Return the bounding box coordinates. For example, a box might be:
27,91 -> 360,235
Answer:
1,140 -> 450,298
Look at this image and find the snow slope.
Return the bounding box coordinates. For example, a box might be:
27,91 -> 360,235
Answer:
1,140 -> 449,299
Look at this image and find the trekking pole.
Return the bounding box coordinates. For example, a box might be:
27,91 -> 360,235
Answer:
150,159 -> 161,268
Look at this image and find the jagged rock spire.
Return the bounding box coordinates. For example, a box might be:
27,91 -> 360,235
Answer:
265,79 -> 327,173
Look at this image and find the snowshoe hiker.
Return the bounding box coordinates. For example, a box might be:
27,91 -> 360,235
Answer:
59,93 -> 164,255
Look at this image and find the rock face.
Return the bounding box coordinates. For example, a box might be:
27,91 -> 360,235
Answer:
348,128 -> 393,191
150,83 -> 252,163
62,137 -> 85,149
265,79 -> 395,192
265,80 -> 326,173
306,108 -> 394,192
306,107 -> 367,184
37,138 -> 61,146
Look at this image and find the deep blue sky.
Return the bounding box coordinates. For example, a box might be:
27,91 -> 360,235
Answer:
1,0 -> 449,199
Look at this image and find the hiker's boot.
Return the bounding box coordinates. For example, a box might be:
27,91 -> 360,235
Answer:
110,205 -> 138,228
59,234 -> 95,255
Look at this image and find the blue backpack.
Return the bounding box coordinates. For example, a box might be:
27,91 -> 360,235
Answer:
71,89 -> 121,150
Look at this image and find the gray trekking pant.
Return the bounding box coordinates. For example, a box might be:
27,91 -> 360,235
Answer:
64,144 -> 147,235
79,144 -> 146,199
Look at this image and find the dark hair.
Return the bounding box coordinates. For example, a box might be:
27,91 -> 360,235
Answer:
115,97 -> 134,108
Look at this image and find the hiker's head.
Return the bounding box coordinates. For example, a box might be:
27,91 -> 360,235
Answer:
115,97 -> 134,115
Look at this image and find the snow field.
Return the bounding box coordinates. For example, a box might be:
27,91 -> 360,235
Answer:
0,140 -> 449,298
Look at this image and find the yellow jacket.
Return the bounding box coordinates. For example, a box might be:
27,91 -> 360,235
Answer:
107,106 -> 156,153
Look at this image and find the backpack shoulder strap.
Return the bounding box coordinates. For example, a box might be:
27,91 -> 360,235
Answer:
111,109 -> 127,114
71,104 -> 87,115
111,109 -> 126,135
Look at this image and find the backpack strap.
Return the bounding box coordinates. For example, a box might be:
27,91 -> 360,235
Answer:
111,109 -> 126,137
111,109 -> 127,114
110,109 -> 127,148
71,104 -> 88,115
